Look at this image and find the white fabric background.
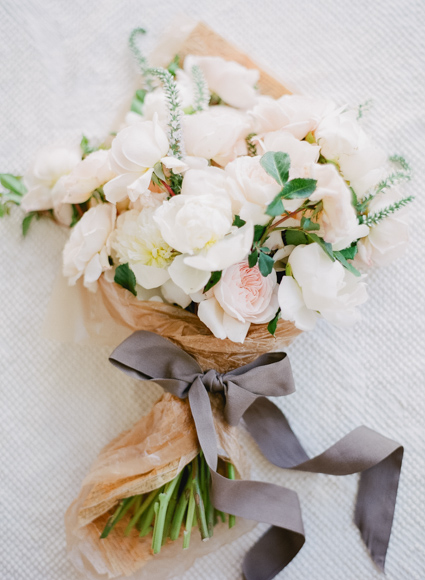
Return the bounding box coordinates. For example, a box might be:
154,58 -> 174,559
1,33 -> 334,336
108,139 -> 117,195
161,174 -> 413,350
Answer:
0,1 -> 424,579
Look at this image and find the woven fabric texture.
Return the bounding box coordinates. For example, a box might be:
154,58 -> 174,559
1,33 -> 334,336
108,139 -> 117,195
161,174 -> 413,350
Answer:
0,1 -> 424,579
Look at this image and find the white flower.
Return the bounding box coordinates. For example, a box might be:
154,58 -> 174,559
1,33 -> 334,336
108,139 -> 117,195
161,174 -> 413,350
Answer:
183,106 -> 251,166
153,193 -> 233,255
63,150 -> 115,204
104,117 -> 169,204
315,110 -> 386,197
261,130 -> 320,168
356,189 -> 410,267
184,55 -> 259,109
111,209 -> 174,289
251,95 -> 336,139
62,204 -> 116,291
278,244 -> 368,330
307,163 -> 369,250
140,69 -> 194,126
22,144 -> 81,212
198,262 -> 278,343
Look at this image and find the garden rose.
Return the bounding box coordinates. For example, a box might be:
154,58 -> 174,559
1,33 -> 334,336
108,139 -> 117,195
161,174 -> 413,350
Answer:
198,261 -> 279,343
64,150 -> 115,204
278,243 -> 368,329
104,116 -> 169,204
62,204 -> 116,291
184,55 -> 259,109
183,106 -> 251,165
22,144 -> 81,212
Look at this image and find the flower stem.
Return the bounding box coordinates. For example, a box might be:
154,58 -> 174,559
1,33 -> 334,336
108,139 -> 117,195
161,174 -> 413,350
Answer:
162,469 -> 184,545
170,466 -> 192,541
124,487 -> 162,536
226,463 -> 236,529
152,474 -> 182,554
137,487 -> 164,537
100,496 -> 136,539
192,456 -> 209,541
183,486 -> 196,549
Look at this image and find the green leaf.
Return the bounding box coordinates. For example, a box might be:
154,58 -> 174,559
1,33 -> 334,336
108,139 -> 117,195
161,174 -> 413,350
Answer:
334,251 -> 361,277
248,249 -> 258,268
131,89 -> 147,115
284,230 -> 309,246
232,215 -> 246,228
253,225 -> 267,243
258,252 -> 274,277
204,271 -> 222,292
339,245 -> 358,261
167,54 -> 180,77
260,151 -> 290,186
0,174 -> 26,196
135,89 -> 147,103
300,216 -> 320,231
114,263 -> 137,296
265,195 -> 285,217
307,233 -> 335,261
267,309 -> 281,336
281,178 -> 317,200
80,135 -> 95,157
153,161 -> 166,181
22,212 -> 38,236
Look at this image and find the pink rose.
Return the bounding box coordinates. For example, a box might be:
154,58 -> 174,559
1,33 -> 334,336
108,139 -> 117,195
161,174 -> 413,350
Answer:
198,261 -> 278,343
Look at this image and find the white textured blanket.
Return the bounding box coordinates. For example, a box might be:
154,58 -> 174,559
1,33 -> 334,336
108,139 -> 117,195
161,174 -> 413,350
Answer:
0,1 -> 423,579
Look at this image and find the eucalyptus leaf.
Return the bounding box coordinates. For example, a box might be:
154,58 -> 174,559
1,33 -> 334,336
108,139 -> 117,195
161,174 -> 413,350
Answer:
281,178 -> 317,200
260,151 -> 290,186
114,263 -> 137,296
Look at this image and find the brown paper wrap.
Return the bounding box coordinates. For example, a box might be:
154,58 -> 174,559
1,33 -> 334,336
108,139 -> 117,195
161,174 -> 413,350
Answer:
65,393 -> 253,579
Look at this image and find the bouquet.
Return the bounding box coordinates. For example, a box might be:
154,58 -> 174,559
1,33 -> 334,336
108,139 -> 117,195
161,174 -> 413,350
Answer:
1,22 -> 407,580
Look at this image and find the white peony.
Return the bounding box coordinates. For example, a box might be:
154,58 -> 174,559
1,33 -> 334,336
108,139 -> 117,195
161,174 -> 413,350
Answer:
198,261 -> 279,343
278,243 -> 368,330
183,106 -> 251,166
62,204 -> 116,291
315,109 -> 386,197
22,144 -> 81,212
251,95 -> 336,139
356,188 -> 410,267
63,150 -> 115,204
103,116 -> 169,204
184,55 -> 259,109
111,209 -> 175,289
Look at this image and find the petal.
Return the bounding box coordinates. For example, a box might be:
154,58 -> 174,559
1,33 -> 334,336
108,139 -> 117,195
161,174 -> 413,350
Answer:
278,276 -> 319,331
131,263 -> 170,289
222,313 -> 250,343
168,254 -> 211,294
127,169 -> 154,202
161,156 -> 189,174
104,173 -> 140,203
161,278 -> 192,308
197,297 -> 227,340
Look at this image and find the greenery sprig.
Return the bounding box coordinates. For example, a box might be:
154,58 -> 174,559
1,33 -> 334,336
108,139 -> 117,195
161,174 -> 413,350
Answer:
191,65 -> 209,112
360,196 -> 414,226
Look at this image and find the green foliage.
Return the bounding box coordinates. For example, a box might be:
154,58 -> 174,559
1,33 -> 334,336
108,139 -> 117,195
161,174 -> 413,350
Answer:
204,271 -> 222,292
80,135 -> 97,158
284,230 -> 308,246
260,152 -> 290,186
191,65 -> 209,112
130,89 -> 147,115
22,212 -> 39,236
167,54 -> 180,77
232,215 -> 246,228
280,178 -> 317,200
258,251 -> 274,277
267,309 -> 281,336
361,196 -> 414,226
334,251 -> 361,277
300,216 -> 320,231
245,133 -> 258,157
0,174 -> 26,196
248,248 -> 258,268
339,245 -> 358,261
114,263 -> 137,296
253,224 -> 267,243
357,99 -> 373,120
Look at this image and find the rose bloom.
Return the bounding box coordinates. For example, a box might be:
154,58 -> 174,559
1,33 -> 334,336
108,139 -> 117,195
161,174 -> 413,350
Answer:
103,116 -> 170,204
63,150 -> 115,204
62,204 -> 116,291
278,243 -> 368,330
356,188 -> 410,267
22,144 -> 81,212
183,106 -> 251,166
198,261 -> 279,343
184,55 -> 259,109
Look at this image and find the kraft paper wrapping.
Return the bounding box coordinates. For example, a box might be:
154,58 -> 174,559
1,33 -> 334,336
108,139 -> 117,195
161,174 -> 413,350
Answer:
65,392 -> 253,579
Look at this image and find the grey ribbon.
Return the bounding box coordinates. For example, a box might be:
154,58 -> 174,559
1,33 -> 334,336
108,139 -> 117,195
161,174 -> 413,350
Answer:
110,330 -> 403,580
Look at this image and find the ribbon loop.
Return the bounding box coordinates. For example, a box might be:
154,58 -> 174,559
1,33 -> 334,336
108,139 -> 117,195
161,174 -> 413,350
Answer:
109,330 -> 403,580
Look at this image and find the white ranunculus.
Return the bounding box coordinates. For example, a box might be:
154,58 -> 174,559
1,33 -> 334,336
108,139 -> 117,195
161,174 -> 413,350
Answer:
62,204 -> 116,291
308,163 -> 369,250
261,130 -> 320,168
225,155 -> 281,225
183,106 -> 251,166
315,109 -> 386,197
63,150 -> 115,204
104,116 -> 169,204
198,261 -> 278,343
184,55 -> 259,109
181,166 -> 229,198
356,189 -> 410,267
153,193 -> 233,255
22,144 -> 82,212
251,95 -> 336,139
278,243 -> 368,330
111,209 -> 174,289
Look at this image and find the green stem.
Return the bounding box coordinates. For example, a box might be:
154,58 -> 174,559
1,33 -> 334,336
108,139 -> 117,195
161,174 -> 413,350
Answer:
152,474 -> 182,554
227,463 -> 236,529
134,487 -> 164,537
162,470 -> 184,545
192,456 -> 209,540
183,486 -> 196,549
124,487 -> 161,536
170,466 -> 192,541
100,496 -> 136,539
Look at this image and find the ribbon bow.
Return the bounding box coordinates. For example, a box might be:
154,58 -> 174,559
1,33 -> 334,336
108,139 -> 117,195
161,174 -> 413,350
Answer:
110,331 -> 403,580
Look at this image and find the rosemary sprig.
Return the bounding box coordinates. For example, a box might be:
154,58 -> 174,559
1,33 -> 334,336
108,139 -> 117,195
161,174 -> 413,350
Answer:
360,196 -> 414,226
191,65 -> 209,112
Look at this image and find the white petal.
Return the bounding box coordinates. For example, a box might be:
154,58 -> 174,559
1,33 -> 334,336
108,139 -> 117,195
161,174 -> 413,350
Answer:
84,254 -> 103,286
127,169 -> 154,202
104,173 -> 139,203
168,254 -> 211,294
197,297 -> 227,340
161,156 -> 189,174
131,263 -> 170,289
161,278 -> 192,308
222,313 -> 250,343
278,276 -> 319,331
